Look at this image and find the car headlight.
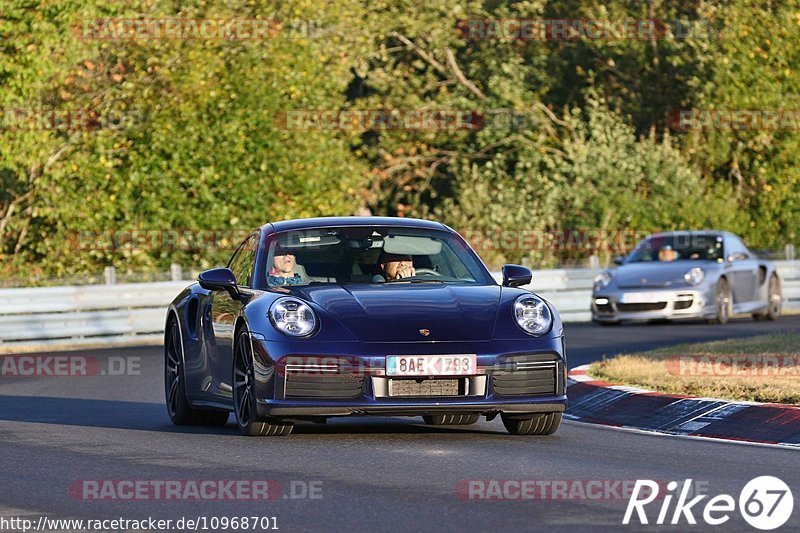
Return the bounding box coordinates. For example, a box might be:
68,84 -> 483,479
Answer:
684,267 -> 705,286
269,297 -> 318,337
513,295 -> 552,336
593,271 -> 612,290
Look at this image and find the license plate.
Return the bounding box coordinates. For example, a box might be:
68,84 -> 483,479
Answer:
389,379 -> 461,397
619,292 -> 665,304
386,355 -> 477,377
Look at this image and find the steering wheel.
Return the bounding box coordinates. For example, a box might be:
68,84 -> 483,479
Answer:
413,268 -> 441,276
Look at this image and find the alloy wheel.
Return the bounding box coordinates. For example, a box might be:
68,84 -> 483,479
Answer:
165,320 -> 183,419
233,335 -> 254,428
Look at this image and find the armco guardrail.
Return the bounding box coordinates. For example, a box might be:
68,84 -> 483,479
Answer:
1,262 -> 799,348
0,281 -> 188,348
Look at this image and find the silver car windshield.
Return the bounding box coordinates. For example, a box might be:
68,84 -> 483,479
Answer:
627,234 -> 724,263
263,227 -> 491,287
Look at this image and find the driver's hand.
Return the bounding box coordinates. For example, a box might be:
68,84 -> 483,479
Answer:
396,265 -> 416,279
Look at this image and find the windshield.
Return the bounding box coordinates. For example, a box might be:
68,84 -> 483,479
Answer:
626,234 -> 724,263
260,226 -> 492,288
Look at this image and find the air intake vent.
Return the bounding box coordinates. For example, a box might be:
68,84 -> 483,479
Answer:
492,361 -> 557,396
616,302 -> 667,312
283,362 -> 364,399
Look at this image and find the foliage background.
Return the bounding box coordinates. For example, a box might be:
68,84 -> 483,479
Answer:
1,0 -> 798,281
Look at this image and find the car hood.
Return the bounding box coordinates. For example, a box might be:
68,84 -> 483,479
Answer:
614,262 -> 701,289
288,283 -> 501,342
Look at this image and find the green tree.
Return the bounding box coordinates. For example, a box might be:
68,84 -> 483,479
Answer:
2,0 -> 370,278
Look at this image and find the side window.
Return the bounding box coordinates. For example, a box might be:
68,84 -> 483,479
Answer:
734,236 -> 753,258
227,241 -> 246,281
725,236 -> 750,260
228,234 -> 259,287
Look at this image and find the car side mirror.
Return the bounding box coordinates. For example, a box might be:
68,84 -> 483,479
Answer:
612,256 -> 625,266
502,264 -> 532,287
199,268 -> 240,299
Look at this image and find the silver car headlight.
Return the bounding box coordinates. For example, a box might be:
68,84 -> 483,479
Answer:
269,297 -> 318,337
593,271 -> 612,290
513,295 -> 552,336
684,267 -> 705,286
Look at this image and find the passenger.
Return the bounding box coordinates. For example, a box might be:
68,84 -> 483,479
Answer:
658,245 -> 678,262
268,247 -> 304,286
374,252 -> 415,281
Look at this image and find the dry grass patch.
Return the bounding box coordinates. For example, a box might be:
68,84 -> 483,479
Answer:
587,333 -> 800,405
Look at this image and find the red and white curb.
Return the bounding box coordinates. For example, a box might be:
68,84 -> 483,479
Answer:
566,365 -> 800,448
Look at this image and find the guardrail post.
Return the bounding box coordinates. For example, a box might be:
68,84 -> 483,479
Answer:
786,244 -> 796,261
588,254 -> 600,269
170,263 -> 183,282
104,266 -> 116,285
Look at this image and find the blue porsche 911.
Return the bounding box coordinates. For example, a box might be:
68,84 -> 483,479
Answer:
165,217 -> 566,436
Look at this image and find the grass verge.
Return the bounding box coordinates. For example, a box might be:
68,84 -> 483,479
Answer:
587,333 -> 800,405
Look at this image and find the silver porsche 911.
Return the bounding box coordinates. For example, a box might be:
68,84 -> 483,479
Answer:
591,231 -> 782,325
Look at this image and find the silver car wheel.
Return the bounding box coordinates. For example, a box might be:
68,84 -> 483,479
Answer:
710,279 -> 731,325
767,275 -> 782,320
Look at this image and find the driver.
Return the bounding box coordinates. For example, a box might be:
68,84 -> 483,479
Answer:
268,246 -> 305,286
375,252 -> 415,281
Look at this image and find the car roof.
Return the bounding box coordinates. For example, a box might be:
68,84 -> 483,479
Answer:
645,230 -> 731,240
263,216 -> 450,234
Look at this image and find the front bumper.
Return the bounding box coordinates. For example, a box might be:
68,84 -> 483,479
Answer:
591,287 -> 714,322
263,401 -> 566,417
249,336 -> 568,419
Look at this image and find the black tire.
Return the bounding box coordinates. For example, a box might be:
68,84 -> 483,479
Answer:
708,278 -> 731,325
165,317 -> 229,426
501,412 -> 562,435
233,327 -> 293,437
754,275 -> 782,322
423,414 -> 480,425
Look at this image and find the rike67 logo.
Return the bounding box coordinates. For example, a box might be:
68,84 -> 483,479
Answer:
624,476 -> 794,530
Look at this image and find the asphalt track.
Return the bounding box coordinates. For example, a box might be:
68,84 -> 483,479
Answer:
1,316 -> 799,532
